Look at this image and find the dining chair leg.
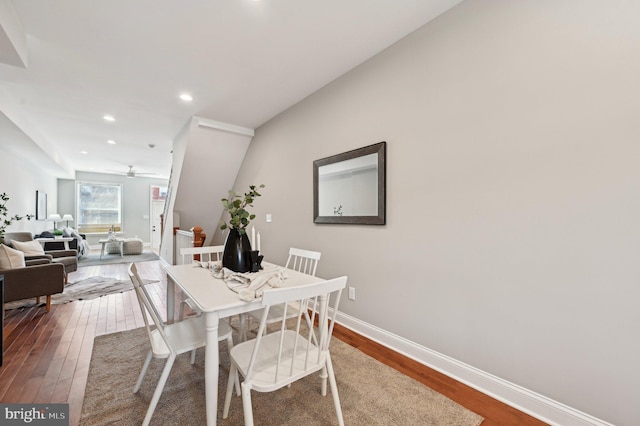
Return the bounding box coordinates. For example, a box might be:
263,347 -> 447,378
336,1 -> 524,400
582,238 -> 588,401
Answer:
178,299 -> 185,321
225,334 -> 241,396
223,364 -> 237,419
143,354 -> 176,426
133,351 -> 153,393
327,355 -> 345,426
241,381 -> 255,426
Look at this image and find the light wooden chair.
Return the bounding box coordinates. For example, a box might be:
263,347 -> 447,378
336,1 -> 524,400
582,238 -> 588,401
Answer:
223,276 -> 348,426
128,263 -> 237,426
246,247 -> 321,334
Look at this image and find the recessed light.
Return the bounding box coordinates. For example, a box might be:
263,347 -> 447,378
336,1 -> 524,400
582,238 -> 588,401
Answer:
103,115 -> 116,122
179,93 -> 193,102
80,150 -> 88,154
107,140 -> 116,145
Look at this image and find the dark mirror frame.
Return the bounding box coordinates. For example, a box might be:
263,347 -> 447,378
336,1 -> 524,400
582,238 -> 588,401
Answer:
313,141 -> 386,225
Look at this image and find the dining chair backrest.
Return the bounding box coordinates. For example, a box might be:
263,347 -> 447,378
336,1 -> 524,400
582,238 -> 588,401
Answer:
284,247 -> 321,276
180,245 -> 224,264
251,276 -> 346,388
128,263 -> 169,354
223,276 -> 347,425
245,247 -> 323,335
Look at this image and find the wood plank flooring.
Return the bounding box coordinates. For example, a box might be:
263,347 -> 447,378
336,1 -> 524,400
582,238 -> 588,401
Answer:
1,259 -> 547,425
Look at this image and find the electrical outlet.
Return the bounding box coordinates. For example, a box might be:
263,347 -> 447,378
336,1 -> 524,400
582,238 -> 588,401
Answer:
348,286 -> 356,301
266,213 -> 273,223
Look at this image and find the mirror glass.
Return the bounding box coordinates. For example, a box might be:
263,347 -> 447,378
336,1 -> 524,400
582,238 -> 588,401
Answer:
313,142 -> 386,225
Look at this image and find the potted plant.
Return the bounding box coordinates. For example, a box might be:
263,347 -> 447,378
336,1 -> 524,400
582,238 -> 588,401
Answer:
219,184 -> 264,272
0,192 -> 34,242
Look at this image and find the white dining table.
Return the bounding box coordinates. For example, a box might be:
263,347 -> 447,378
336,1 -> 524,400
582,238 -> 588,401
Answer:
164,262 -> 325,426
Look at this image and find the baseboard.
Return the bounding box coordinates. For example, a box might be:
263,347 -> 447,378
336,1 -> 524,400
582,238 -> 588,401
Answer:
336,312 -> 614,426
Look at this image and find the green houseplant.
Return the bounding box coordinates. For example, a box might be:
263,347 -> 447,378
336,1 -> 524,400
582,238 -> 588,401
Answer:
0,192 -> 34,241
219,184 -> 265,272
219,184 -> 265,236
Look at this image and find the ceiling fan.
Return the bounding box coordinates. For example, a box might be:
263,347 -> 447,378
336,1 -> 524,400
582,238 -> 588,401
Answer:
108,165 -> 156,178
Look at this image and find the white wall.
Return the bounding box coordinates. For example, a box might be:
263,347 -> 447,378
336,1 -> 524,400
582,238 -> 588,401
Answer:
0,141 -> 58,237
173,119 -> 252,246
220,1 -> 640,425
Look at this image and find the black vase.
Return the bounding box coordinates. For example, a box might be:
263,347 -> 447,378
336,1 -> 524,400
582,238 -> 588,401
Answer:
222,228 -> 252,273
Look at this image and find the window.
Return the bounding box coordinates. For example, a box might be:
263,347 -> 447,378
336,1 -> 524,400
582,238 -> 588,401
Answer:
76,182 -> 123,233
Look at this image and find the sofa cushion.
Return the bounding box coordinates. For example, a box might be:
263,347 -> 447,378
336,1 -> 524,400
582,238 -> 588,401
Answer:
0,244 -> 26,268
11,239 -> 46,256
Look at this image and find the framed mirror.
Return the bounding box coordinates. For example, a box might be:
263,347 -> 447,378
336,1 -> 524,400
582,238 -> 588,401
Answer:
313,141 -> 386,225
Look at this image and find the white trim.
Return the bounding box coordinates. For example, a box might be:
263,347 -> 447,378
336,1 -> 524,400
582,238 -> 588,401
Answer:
194,116 -> 255,137
158,255 -> 171,270
336,311 -> 615,426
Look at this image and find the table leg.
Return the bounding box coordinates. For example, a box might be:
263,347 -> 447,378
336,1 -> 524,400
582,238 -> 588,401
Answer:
119,241 -> 124,257
204,311 -> 220,426
100,243 -> 105,260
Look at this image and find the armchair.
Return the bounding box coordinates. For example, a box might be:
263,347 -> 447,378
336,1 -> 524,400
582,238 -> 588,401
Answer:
0,258 -> 65,312
3,232 -> 78,283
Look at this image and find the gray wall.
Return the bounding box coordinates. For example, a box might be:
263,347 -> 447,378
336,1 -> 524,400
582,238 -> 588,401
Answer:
217,1 -> 640,425
58,172 -> 168,245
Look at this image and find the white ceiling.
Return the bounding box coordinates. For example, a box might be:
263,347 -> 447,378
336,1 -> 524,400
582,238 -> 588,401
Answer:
0,0 -> 462,179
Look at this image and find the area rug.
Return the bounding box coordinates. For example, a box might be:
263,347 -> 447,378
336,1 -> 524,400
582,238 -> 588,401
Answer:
3,276 -> 157,310
78,250 -> 159,267
80,327 -> 483,425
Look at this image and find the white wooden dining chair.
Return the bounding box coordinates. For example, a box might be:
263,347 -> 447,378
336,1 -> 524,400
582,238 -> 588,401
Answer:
128,263 -> 237,426
223,276 -> 348,426
180,245 -> 225,265
178,245 -> 224,320
246,247 -> 322,334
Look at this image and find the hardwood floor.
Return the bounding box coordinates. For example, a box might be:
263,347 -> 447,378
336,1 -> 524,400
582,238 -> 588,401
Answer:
1,260 -> 547,425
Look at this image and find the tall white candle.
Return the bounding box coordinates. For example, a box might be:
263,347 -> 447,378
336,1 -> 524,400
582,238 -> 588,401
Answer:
257,232 -> 261,252
251,226 -> 256,249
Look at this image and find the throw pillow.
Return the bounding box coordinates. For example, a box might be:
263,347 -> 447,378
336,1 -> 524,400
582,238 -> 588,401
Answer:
11,239 -> 46,256
0,244 -> 26,268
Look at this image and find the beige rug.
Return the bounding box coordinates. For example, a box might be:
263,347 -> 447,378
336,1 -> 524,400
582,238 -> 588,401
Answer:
81,327 -> 483,425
